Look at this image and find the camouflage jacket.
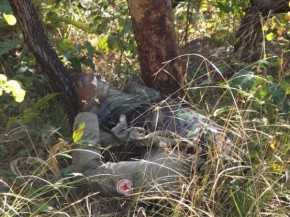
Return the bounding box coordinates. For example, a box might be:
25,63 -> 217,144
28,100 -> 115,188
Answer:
97,81 -> 236,160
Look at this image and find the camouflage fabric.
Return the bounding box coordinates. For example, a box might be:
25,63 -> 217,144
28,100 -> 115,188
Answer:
72,112 -> 200,197
71,79 -> 240,197
98,82 -> 234,159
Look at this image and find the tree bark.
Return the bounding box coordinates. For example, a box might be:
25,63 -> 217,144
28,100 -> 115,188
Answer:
251,0 -> 289,16
127,0 -> 184,98
234,0 -> 289,58
9,0 -> 77,126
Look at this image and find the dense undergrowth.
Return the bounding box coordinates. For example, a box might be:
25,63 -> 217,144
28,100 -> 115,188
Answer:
0,0 -> 289,216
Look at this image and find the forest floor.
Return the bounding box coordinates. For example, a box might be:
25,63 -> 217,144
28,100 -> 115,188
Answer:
1,35 -> 290,216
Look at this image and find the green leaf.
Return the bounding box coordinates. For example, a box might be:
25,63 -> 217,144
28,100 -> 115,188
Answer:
0,0 -> 13,16
6,80 -> 21,91
73,122 -> 86,143
54,38 -> 75,53
257,59 -> 277,69
81,57 -> 95,70
255,84 -> 269,101
12,88 -> 26,102
3,14 -> 16,25
48,12 -> 92,32
32,93 -> 57,110
6,116 -> 19,129
280,79 -> 290,94
262,26 -> 269,31
84,41 -> 95,57
107,33 -> 121,51
21,110 -> 39,124
0,77 -> 26,102
270,82 -> 290,115
229,70 -> 258,90
266,32 -> 276,41
95,35 -> 109,53
216,2 -> 231,13
213,106 -> 232,117
18,93 -> 57,125
0,74 -> 7,82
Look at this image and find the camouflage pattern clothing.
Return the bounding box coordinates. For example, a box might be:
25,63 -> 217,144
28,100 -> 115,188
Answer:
98,81 -> 234,159
72,112 -> 198,197
72,79 -> 240,197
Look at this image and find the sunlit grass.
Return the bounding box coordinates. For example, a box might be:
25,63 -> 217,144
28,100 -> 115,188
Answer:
1,70 -> 289,216
1,0 -> 289,216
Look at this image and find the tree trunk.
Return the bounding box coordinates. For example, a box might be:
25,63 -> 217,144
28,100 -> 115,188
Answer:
9,0 -> 77,126
127,0 -> 184,98
251,0 -> 289,16
234,0 -> 289,58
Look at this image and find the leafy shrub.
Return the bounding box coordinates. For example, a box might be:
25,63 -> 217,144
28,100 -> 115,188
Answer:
227,68 -> 290,123
0,74 -> 25,102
